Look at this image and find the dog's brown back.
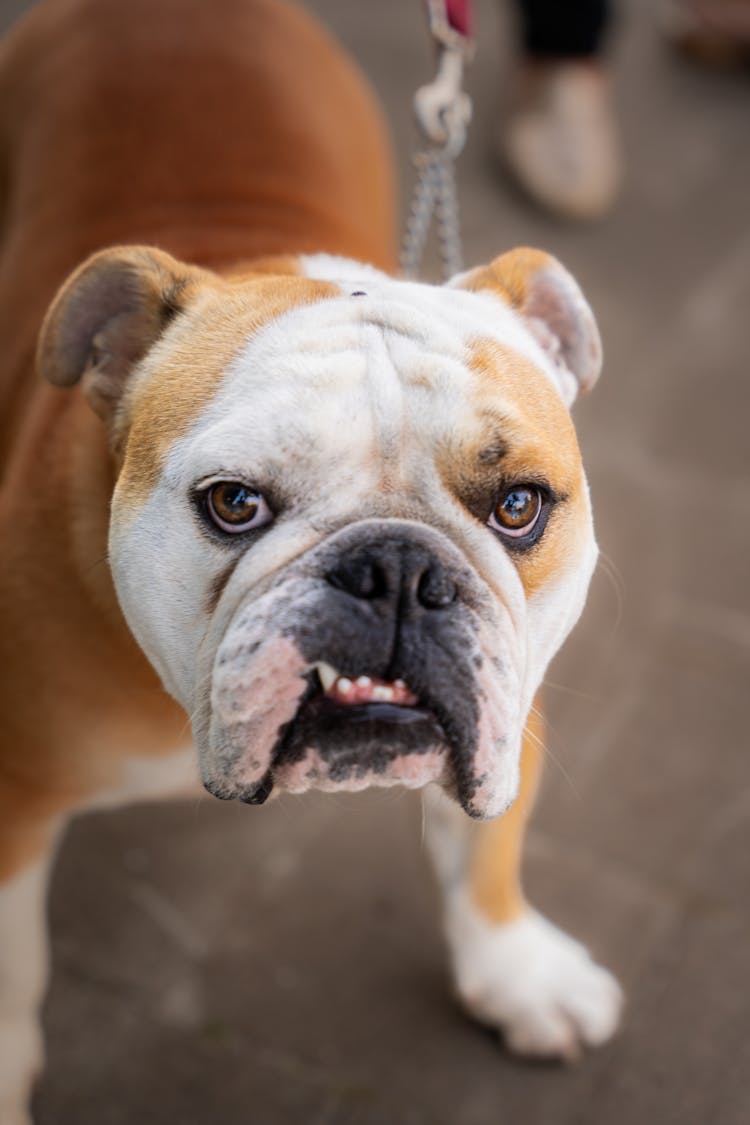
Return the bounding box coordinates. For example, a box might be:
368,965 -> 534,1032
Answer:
0,0 -> 396,465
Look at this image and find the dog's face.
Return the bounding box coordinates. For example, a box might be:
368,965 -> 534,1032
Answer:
39,247 -> 601,818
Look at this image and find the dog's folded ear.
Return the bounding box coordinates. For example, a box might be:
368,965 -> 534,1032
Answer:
450,247 -> 602,406
37,245 -> 209,421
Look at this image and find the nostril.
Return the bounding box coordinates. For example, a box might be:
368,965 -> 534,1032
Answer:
417,565 -> 457,609
326,555 -> 389,601
354,560 -> 387,599
326,545 -> 457,609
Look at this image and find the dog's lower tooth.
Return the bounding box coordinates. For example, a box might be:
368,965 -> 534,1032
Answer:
337,677 -> 353,694
394,679 -> 406,689
373,685 -> 394,701
356,675 -> 372,688
316,662 -> 339,692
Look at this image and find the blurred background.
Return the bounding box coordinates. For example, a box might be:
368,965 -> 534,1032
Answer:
2,0 -> 748,1121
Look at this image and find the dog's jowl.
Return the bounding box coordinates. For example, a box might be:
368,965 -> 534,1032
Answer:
0,0 -> 621,1118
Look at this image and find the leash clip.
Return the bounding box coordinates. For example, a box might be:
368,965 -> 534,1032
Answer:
413,44 -> 472,159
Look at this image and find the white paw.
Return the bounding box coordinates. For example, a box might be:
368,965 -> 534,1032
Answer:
0,1105 -> 33,1125
445,894 -> 623,1060
0,1017 -> 42,1125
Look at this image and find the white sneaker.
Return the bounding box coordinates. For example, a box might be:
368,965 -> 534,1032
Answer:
503,62 -> 621,221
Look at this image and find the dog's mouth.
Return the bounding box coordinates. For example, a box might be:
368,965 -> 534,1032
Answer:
204,527 -> 519,818
238,661 -> 450,805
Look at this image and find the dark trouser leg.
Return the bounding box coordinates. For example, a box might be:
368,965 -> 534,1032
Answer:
503,0 -> 620,218
516,0 -> 611,58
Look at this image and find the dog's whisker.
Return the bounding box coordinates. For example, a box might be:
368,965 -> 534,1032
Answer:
524,715 -> 580,800
542,679 -> 599,703
529,702 -> 563,744
597,550 -> 626,635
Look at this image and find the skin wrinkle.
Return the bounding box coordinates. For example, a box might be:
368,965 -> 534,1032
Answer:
204,556 -> 242,615
477,439 -> 508,465
379,321 -> 412,493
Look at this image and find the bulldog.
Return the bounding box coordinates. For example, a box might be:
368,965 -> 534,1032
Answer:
0,0 -> 622,1119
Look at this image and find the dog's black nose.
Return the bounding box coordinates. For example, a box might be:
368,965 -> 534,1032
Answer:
326,542 -> 457,611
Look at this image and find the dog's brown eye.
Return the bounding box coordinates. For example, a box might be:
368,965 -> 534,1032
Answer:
488,486 -> 542,538
206,482 -> 272,534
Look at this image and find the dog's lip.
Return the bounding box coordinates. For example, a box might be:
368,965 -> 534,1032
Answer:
296,694 -> 438,727
230,663 -> 463,808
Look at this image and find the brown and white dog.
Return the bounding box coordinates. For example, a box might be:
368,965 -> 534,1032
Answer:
0,0 -> 622,1119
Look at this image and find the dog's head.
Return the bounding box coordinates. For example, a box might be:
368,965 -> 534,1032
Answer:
38,246 -> 601,818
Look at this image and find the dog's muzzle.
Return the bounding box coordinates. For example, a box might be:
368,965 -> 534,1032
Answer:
199,521 -> 521,818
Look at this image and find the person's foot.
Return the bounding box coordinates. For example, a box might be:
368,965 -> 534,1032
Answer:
662,0 -> 750,66
502,61 -> 621,222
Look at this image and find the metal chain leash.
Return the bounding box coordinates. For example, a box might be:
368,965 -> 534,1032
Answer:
402,148 -> 464,280
400,2 -> 474,281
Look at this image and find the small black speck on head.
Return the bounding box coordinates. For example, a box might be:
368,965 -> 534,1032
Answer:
351,291 -> 367,297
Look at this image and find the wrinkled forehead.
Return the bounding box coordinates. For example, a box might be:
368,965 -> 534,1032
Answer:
185,284 -> 543,449
119,263 -> 574,499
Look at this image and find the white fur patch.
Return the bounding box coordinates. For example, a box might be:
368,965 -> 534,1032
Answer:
444,890 -> 623,1058
0,859 -> 53,1123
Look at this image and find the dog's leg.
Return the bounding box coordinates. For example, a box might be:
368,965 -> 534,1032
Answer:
0,824 -> 60,1125
424,708 -> 623,1059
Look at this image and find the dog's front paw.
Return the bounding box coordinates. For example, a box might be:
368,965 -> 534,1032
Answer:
0,1104 -> 33,1125
445,895 -> 623,1060
0,1017 -> 42,1125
